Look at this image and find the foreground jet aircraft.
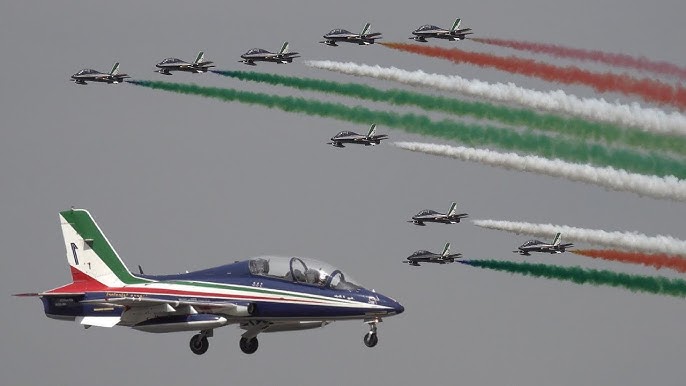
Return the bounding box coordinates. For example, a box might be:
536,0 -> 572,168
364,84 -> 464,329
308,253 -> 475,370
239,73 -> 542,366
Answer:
403,243 -> 462,266
320,23 -> 382,46
514,233 -> 574,256
409,202 -> 468,226
71,62 -> 129,85
15,209 -> 403,355
239,42 -> 300,65
155,51 -> 214,75
327,124 -> 388,147
410,18 -> 473,42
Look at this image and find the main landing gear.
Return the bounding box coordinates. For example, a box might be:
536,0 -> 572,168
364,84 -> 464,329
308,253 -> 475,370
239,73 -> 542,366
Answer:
363,318 -> 380,348
189,329 -> 212,355
239,336 -> 259,354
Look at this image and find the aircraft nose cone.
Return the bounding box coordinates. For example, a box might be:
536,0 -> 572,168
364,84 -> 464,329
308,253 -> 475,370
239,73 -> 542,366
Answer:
394,302 -> 405,315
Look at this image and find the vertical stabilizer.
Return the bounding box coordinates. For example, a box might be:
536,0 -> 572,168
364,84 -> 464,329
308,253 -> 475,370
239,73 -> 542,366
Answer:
59,209 -> 149,287
450,18 -> 461,32
361,23 -> 371,36
194,51 -> 205,64
109,62 -> 120,75
441,242 -> 451,257
367,123 -> 377,138
447,202 -> 458,216
552,233 -> 562,246
279,42 -> 289,55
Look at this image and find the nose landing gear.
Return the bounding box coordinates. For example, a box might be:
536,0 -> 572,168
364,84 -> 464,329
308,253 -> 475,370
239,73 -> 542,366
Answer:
363,318 -> 380,348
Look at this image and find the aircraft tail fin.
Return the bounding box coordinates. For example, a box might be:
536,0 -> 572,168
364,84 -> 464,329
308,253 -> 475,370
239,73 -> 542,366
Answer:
60,208 -> 147,288
552,233 -> 562,246
279,42 -> 290,55
447,202 -> 458,216
441,242 -> 451,257
450,18 -> 461,32
194,51 -> 205,64
361,23 -> 371,36
366,123 -> 377,138
109,62 -> 120,75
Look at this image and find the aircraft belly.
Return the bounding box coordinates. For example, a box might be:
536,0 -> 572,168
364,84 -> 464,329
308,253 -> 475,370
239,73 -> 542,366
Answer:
252,301 -> 389,319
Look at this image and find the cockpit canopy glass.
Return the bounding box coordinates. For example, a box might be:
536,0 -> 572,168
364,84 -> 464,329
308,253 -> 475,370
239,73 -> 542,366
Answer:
76,69 -> 98,75
246,48 -> 269,55
248,256 -> 362,291
328,29 -> 352,35
522,240 -> 542,247
416,209 -> 439,216
410,250 -> 431,257
417,25 -> 440,31
160,58 -> 183,64
334,131 -> 358,138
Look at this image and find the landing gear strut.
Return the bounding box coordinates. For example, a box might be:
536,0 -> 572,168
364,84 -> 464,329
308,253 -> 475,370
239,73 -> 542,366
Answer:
363,319 -> 380,348
239,336 -> 259,354
189,329 -> 212,355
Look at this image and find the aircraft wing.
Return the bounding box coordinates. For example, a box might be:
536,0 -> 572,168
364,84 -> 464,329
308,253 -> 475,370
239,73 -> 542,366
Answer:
79,295 -> 245,310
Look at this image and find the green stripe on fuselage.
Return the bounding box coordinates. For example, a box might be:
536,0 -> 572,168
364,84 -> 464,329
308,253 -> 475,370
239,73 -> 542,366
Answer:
168,280 -> 354,304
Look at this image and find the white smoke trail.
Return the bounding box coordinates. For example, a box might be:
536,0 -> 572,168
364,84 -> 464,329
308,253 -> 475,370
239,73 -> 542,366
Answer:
305,60 -> 686,136
472,219 -> 686,257
394,141 -> 686,202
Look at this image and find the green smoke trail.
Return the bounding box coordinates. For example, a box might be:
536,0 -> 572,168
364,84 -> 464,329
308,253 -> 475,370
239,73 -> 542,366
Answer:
213,70 -> 686,158
460,259 -> 686,298
129,80 -> 686,179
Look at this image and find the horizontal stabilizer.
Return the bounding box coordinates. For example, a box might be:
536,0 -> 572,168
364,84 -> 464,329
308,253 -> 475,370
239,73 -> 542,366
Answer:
77,316 -> 121,327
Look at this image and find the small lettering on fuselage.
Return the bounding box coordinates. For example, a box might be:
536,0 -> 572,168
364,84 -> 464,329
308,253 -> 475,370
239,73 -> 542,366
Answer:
106,292 -> 143,299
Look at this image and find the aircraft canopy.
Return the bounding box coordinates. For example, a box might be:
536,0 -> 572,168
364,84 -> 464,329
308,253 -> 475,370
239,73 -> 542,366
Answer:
75,69 -> 98,75
160,58 -> 183,64
416,25 -> 441,31
248,256 -> 362,290
328,29 -> 352,35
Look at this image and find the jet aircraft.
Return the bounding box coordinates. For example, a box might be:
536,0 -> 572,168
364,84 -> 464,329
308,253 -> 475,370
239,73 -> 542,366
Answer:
14,209 -> 403,355
327,124 -> 388,148
408,202 -> 468,226
514,233 -> 574,256
71,62 -> 129,85
239,42 -> 300,65
155,51 -> 214,75
403,243 -> 462,266
320,23 -> 382,46
409,18 -> 473,42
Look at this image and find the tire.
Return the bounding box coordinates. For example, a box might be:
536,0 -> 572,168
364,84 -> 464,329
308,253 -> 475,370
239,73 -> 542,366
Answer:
363,333 -> 378,348
189,334 -> 209,355
239,337 -> 259,354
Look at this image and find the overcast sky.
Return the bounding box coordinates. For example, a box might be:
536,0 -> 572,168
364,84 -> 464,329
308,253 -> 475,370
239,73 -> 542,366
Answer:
2,1 -> 686,385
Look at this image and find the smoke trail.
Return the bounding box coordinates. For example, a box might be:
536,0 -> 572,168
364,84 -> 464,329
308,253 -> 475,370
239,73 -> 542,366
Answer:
129,80 -> 686,178
573,249 -> 686,274
472,220 -> 686,257
394,142 -> 686,202
215,70 -> 686,157
472,38 -> 686,81
305,60 -> 686,136
460,259 -> 686,298
381,42 -> 686,110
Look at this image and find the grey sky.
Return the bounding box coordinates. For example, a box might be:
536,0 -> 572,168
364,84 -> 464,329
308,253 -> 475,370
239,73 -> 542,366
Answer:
2,0 -> 686,385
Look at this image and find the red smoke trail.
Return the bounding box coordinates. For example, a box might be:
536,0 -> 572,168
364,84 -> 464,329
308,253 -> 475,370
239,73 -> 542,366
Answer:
473,38 -> 686,81
572,249 -> 686,273
381,42 -> 686,110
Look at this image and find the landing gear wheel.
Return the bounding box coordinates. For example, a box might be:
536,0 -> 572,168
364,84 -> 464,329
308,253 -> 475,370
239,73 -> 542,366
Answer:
189,334 -> 209,355
239,337 -> 259,354
363,332 -> 378,348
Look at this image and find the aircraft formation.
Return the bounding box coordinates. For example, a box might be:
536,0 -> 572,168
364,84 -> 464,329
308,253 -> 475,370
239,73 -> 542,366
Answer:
69,18 -> 475,83
28,15 -> 608,358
